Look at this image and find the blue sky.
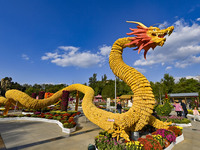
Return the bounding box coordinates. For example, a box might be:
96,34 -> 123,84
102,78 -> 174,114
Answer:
0,0 -> 200,85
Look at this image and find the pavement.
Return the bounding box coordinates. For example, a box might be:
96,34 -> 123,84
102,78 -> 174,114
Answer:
0,111 -> 200,150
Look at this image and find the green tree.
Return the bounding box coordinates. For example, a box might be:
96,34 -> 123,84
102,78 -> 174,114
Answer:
89,73 -> 97,89
101,83 -> 115,99
25,87 -> 40,96
101,74 -> 107,82
173,78 -> 200,93
150,81 -> 164,103
161,74 -> 175,93
0,77 -> 12,96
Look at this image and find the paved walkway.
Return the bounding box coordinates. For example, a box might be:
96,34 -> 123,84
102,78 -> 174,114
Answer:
0,113 -> 200,150
173,117 -> 200,150
0,115 -> 100,150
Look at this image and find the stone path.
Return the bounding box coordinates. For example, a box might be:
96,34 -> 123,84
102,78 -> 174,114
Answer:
173,116 -> 200,150
0,113 -> 200,150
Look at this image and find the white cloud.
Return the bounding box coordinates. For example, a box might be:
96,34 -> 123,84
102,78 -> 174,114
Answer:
58,46 -> 79,56
197,18 -> 200,21
99,45 -> 111,56
134,19 -> 200,69
135,67 -> 146,73
174,75 -> 200,82
186,75 -> 200,81
22,54 -> 29,60
41,52 -> 59,60
165,66 -> 172,70
41,45 -> 111,68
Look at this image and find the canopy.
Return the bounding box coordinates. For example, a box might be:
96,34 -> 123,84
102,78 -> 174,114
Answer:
95,95 -> 102,99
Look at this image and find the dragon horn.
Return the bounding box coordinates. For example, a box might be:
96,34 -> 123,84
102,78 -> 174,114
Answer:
126,21 -> 147,28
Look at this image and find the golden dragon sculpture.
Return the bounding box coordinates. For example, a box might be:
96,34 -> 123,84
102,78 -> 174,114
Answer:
0,21 -> 174,141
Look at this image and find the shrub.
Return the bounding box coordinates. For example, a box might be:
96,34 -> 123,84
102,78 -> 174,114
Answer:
160,115 -> 191,124
47,116 -> 53,119
99,130 -> 112,139
56,116 -> 62,120
126,141 -> 143,150
146,135 -> 162,150
71,121 -> 76,126
168,126 -> 182,137
152,129 -> 176,143
68,117 -> 74,122
26,114 -> 31,117
63,122 -> 74,128
50,112 -> 56,115
152,134 -> 165,148
34,111 -> 41,115
31,114 -> 37,117
45,115 -> 51,119
62,113 -> 71,117
138,138 -> 153,150
53,116 -> 58,120
155,102 -> 173,116
95,134 -> 125,150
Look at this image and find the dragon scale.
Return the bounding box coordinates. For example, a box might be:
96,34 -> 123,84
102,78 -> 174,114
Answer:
0,21 -> 174,141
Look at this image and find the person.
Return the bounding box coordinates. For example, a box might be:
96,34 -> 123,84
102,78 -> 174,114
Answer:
193,107 -> 199,121
116,101 -> 122,114
189,102 -> 192,109
181,100 -> 188,118
173,101 -> 183,117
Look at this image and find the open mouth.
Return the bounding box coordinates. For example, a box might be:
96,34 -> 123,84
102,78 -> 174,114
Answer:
152,32 -> 167,38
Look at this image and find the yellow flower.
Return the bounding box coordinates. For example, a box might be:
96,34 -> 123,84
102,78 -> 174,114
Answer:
134,141 -> 140,145
176,126 -> 183,130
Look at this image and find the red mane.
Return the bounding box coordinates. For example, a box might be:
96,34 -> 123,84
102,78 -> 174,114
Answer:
125,26 -> 157,59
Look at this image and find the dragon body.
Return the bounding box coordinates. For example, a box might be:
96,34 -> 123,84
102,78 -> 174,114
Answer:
0,21 -> 174,141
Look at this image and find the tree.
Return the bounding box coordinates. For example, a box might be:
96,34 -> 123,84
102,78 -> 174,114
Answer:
0,77 -> 12,96
173,78 -> 200,93
161,74 -> 175,93
101,74 -> 107,82
150,81 -> 164,103
101,83 -> 115,99
89,73 -> 97,89
25,87 -> 40,96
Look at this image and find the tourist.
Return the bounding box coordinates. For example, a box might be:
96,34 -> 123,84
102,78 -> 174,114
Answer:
193,107 -> 199,121
181,100 -> 188,118
116,101 -> 122,114
173,101 -> 183,117
188,102 -> 191,109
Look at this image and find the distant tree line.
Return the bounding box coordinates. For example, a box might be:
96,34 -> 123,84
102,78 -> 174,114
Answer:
0,77 -> 67,97
150,74 -> 200,102
0,74 -> 200,101
88,73 -> 132,99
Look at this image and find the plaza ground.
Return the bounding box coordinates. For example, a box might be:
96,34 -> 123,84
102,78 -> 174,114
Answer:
0,112 -> 200,150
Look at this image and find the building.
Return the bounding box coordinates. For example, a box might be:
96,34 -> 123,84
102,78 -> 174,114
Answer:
168,92 -> 199,104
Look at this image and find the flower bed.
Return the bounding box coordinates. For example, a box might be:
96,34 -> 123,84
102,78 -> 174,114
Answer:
0,111 -> 81,133
95,126 -> 184,150
159,115 -> 191,124
0,117 -> 76,134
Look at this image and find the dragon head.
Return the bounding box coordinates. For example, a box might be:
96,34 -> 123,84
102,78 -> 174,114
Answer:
125,21 -> 174,59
